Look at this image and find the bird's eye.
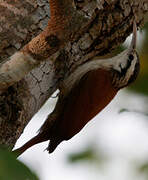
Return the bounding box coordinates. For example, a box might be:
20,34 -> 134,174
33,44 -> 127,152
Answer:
128,54 -> 134,61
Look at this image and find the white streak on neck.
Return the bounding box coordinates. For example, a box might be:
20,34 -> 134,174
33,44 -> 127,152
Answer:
61,49 -> 129,95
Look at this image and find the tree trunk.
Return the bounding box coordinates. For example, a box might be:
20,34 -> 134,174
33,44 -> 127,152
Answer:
0,0 -> 147,147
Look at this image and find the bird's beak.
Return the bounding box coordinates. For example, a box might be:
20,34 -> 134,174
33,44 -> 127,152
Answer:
129,20 -> 137,50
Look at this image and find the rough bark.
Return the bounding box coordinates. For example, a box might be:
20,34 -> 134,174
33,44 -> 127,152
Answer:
0,0 -> 148,147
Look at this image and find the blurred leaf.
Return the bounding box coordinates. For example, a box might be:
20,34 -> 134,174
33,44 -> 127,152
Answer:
138,163 -> 148,175
67,146 -> 104,164
0,148 -> 38,180
128,75 -> 148,95
68,148 -> 95,163
141,22 -> 148,53
119,108 -> 148,116
127,55 -> 148,95
119,108 -> 129,113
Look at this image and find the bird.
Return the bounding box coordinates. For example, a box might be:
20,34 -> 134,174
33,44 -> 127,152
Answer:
13,21 -> 140,157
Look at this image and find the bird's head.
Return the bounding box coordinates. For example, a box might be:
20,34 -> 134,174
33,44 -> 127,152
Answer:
111,21 -> 140,89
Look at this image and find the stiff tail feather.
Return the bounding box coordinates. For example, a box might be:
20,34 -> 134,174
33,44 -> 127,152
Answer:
13,133 -> 48,157
47,138 -> 63,153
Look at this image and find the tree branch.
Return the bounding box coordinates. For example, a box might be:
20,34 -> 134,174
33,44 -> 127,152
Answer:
0,0 -> 78,91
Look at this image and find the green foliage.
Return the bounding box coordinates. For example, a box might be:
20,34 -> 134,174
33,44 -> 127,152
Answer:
139,163 -> 148,173
68,148 -> 96,163
119,108 -> 148,116
67,145 -> 104,165
138,162 -> 148,179
127,22 -> 148,96
128,75 -> 148,95
0,148 -> 39,180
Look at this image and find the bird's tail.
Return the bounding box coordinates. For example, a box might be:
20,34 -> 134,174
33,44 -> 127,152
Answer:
13,133 -> 48,157
47,138 -> 63,153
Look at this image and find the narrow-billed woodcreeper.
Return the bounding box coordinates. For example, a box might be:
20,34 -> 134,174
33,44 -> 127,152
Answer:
14,21 -> 140,156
